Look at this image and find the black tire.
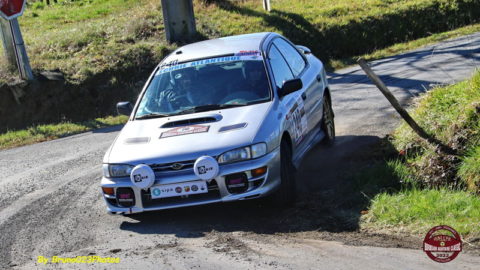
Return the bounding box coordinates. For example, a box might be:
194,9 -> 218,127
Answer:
270,139 -> 296,207
321,95 -> 335,146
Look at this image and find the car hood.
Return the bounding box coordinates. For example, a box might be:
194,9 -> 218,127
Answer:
105,102 -> 272,164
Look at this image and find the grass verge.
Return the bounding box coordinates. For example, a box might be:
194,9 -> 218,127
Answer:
1,0 -> 480,83
0,115 -> 127,150
332,22 -> 480,70
355,71 -> 480,240
364,187 -> 480,238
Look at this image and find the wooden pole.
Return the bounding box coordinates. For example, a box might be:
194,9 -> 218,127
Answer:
0,17 -> 16,68
161,0 -> 196,43
357,58 -> 457,156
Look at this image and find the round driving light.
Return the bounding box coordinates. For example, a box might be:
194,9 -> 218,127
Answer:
130,164 -> 155,189
193,156 -> 219,180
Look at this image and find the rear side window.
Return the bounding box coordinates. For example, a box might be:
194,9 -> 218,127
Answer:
268,45 -> 294,89
273,38 -> 306,77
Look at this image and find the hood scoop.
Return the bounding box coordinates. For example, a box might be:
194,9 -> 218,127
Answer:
160,115 -> 222,128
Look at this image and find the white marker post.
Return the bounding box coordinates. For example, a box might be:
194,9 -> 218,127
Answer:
263,0 -> 271,11
0,0 -> 34,80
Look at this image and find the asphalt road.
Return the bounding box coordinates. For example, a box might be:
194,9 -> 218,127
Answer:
1,33 -> 480,269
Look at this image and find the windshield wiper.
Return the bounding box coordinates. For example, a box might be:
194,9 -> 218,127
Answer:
135,113 -> 170,120
176,104 -> 247,115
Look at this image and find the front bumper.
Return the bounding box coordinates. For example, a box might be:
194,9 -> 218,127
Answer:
101,147 -> 281,214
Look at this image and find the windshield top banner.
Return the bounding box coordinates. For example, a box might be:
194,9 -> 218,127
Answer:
158,51 -> 262,75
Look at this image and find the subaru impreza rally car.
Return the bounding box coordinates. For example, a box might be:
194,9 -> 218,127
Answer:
101,32 -> 335,214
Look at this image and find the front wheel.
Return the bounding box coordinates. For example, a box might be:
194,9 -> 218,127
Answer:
321,96 -> 335,146
270,140 -> 296,207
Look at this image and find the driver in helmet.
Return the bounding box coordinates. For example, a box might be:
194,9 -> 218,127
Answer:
158,68 -> 204,111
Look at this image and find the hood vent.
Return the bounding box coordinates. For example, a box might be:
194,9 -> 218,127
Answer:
124,137 -> 150,144
218,123 -> 247,132
160,116 -> 221,128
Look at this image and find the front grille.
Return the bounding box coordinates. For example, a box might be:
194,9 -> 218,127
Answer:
141,180 -> 221,208
150,160 -> 195,172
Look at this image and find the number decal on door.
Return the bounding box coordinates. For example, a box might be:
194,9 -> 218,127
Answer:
288,98 -> 307,145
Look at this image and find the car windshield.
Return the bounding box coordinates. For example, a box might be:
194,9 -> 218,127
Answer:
135,54 -> 271,119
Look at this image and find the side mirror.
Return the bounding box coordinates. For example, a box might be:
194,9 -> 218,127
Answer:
296,45 -> 311,54
117,102 -> 133,116
279,78 -> 303,98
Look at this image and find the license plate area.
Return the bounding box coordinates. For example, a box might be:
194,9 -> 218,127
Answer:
150,180 -> 208,199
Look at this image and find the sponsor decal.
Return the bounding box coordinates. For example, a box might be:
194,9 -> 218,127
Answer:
159,59 -> 179,68
160,125 -> 210,138
150,181 -> 208,199
235,50 -> 261,57
117,192 -> 133,203
158,56 -> 241,74
118,193 -> 131,199
423,225 -> 462,263
133,174 -> 148,183
227,177 -> 246,188
152,188 -> 161,197
156,55 -> 263,76
197,165 -> 213,175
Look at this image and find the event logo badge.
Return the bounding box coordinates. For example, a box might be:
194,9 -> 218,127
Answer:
423,225 -> 462,263
160,125 -> 210,139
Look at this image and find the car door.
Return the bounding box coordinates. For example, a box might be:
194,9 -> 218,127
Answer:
267,43 -> 309,151
272,38 -> 322,138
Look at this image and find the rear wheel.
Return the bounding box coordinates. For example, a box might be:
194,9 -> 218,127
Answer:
271,139 -> 296,207
321,95 -> 335,145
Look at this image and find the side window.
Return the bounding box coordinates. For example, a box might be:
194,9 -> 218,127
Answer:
268,45 -> 294,89
273,38 -> 306,77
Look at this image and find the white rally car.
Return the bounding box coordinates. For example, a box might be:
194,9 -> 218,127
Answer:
101,32 -> 334,214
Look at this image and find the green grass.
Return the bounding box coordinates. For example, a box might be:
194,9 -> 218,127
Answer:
0,115 -> 128,149
1,0 -> 480,83
364,188 -> 480,238
196,0 -> 480,69
458,145 -> 480,191
394,72 -> 480,148
392,71 -> 480,189
14,0 -> 173,82
356,71 -> 480,239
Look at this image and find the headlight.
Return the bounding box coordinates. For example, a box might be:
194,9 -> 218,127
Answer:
218,143 -> 267,164
251,143 -> 267,158
105,164 -> 134,178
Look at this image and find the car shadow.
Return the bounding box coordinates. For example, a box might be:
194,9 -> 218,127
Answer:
119,135 -> 395,238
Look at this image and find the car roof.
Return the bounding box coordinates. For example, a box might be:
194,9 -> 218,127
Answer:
162,32 -> 273,64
